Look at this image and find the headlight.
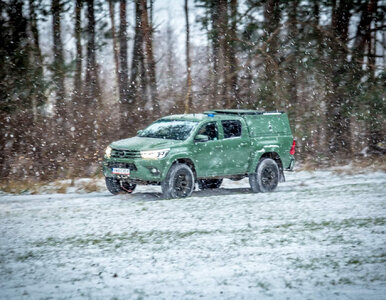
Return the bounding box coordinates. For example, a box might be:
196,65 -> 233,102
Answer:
105,146 -> 112,158
140,148 -> 170,160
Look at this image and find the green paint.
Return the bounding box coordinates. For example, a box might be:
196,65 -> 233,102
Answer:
103,110 -> 294,184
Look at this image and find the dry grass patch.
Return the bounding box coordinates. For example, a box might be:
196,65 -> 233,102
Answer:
0,180 -> 44,195
81,179 -> 101,193
332,157 -> 386,175
297,155 -> 386,174
0,175 -> 105,195
55,182 -> 71,194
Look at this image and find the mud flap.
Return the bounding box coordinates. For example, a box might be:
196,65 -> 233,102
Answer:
279,169 -> 285,182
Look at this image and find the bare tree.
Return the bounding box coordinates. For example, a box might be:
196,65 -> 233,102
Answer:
140,0 -> 159,115
261,0 -> 280,110
73,0 -> 83,102
28,0 -> 45,120
108,0 -> 120,91
227,0 -> 238,108
352,0 -> 381,152
326,0 -> 353,157
84,0 -> 100,106
184,0 -> 192,113
29,0 -> 43,66
71,0 -> 83,167
84,0 -> 101,151
128,0 -> 145,107
286,0 -> 298,117
119,0 -> 129,104
52,0 -> 66,131
211,0 -> 228,106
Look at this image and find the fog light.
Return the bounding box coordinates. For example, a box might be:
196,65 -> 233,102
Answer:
147,167 -> 160,175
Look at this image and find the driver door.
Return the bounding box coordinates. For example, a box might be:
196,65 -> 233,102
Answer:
192,122 -> 224,177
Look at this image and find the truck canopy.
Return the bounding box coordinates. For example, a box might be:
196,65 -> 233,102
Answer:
206,109 -> 292,137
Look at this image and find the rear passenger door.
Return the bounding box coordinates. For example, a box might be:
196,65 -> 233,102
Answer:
220,120 -> 250,175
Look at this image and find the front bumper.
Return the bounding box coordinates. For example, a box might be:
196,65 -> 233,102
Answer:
102,157 -> 168,183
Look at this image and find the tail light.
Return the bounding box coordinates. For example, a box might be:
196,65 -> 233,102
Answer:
290,140 -> 296,155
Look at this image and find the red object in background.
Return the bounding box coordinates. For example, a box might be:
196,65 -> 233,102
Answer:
290,140 -> 296,155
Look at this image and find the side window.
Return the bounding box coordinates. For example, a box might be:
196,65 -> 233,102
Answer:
222,120 -> 242,139
197,122 -> 218,141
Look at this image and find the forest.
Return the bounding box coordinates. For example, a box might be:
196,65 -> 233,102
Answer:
0,0 -> 385,183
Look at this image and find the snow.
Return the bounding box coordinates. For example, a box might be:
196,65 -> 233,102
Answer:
0,171 -> 385,299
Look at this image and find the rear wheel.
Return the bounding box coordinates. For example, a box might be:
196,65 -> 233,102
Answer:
105,177 -> 136,195
249,158 -> 279,193
198,179 -> 223,190
161,164 -> 195,199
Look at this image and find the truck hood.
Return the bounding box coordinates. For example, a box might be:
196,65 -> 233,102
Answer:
110,136 -> 184,151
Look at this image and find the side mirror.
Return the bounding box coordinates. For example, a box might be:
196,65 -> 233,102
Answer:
194,134 -> 209,142
137,130 -> 143,135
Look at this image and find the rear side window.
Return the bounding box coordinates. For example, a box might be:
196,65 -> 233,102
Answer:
197,122 -> 218,140
222,120 -> 242,138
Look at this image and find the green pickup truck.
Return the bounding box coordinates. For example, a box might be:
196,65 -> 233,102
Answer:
102,109 -> 295,198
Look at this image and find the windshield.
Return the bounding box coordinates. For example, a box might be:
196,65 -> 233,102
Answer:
138,120 -> 198,140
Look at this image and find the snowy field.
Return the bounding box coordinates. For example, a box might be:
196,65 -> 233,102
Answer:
0,170 -> 385,299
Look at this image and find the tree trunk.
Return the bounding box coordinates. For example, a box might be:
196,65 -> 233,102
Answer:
28,0 -> 45,120
73,0 -> 82,102
84,0 -> 100,151
218,0 -> 228,107
128,1 -> 144,106
165,21 -> 175,105
28,0 -> 43,68
211,0 -> 220,106
108,0 -> 120,92
119,0 -> 129,104
52,0 -> 66,131
149,0 -> 153,29
326,0 -> 353,158
262,0 -> 280,110
287,0 -> 298,120
358,0 -> 381,152
140,0 -> 159,115
184,0 -> 192,113
227,0 -> 238,108
71,0 -> 83,164
210,0 -> 229,107
353,0 -> 377,62
84,0 -> 100,106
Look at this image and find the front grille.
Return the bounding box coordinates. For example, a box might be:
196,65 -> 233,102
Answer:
107,162 -> 137,171
111,149 -> 141,159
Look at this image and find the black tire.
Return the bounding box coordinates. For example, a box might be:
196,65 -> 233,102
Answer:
198,179 -> 223,190
161,163 -> 195,199
249,158 -> 279,193
105,177 -> 136,195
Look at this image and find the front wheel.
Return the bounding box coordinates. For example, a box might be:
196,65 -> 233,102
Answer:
249,158 -> 279,193
105,177 -> 136,195
161,164 -> 195,199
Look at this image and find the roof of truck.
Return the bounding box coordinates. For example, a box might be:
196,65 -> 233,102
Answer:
209,109 -> 284,115
160,110 -> 285,122
161,113 -> 244,122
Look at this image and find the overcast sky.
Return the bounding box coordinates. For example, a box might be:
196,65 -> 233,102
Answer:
152,0 -> 207,53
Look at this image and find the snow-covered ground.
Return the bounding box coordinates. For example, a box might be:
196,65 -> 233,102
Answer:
0,171 -> 385,299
